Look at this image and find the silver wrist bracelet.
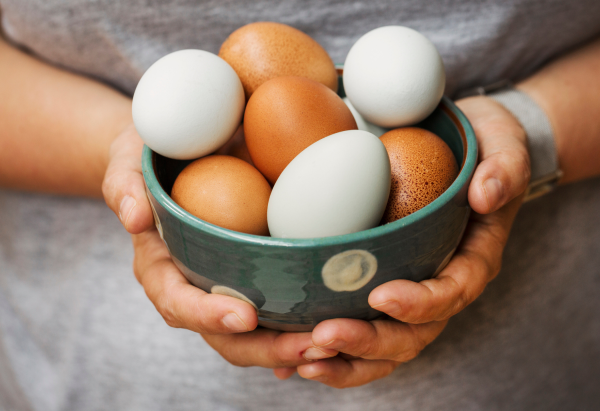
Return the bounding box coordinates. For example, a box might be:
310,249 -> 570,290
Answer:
459,80 -> 563,202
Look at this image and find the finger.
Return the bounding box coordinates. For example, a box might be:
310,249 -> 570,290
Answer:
457,97 -> 531,214
133,229 -> 258,334
297,356 -> 398,389
369,197 -> 522,323
311,318 -> 446,362
203,328 -> 324,369
273,367 -> 297,380
102,124 -> 154,233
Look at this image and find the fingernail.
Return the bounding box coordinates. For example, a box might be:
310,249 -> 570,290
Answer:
119,195 -> 137,229
303,347 -> 337,361
222,313 -> 248,332
371,300 -> 401,315
300,365 -> 326,380
483,178 -> 503,212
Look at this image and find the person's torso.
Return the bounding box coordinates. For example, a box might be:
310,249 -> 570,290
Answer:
2,0 -> 600,97
1,1 -> 600,410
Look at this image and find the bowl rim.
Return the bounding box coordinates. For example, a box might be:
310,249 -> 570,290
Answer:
142,95 -> 477,248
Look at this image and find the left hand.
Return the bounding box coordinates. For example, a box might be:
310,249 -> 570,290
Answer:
274,95 -> 531,387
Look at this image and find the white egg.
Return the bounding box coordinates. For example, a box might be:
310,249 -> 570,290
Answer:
343,26 -> 445,128
132,50 -> 245,160
268,130 -> 391,239
343,97 -> 389,137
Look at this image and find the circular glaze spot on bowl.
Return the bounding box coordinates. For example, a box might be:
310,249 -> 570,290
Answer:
322,250 -> 378,292
211,285 -> 258,310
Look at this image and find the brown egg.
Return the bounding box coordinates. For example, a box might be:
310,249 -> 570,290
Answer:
244,76 -> 357,184
171,155 -> 271,235
219,22 -> 338,100
380,127 -> 458,223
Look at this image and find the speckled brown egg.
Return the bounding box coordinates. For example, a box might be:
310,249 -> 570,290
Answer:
171,155 -> 271,235
380,127 -> 458,223
219,22 -> 338,100
244,76 -> 357,184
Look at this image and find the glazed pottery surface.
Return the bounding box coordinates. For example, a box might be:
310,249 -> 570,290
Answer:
142,75 -> 478,331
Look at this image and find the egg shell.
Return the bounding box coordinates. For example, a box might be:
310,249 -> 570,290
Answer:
132,50 -> 245,160
244,76 -> 357,184
244,77 -> 357,184
219,22 -> 338,100
171,155 -> 271,236
268,130 -> 391,239
343,26 -> 445,128
343,97 -> 389,137
380,127 -> 458,223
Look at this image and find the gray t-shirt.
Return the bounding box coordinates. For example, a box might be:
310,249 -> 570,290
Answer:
1,1 -> 600,410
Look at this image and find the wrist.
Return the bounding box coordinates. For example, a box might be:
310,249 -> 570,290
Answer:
459,82 -> 562,202
488,86 -> 562,201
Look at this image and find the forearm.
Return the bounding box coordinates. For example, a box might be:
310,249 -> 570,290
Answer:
0,36 -> 132,197
518,36 -> 600,184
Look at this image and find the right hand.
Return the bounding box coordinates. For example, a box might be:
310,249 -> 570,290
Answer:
102,125 -> 334,370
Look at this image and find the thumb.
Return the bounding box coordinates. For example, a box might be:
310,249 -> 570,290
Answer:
457,96 -> 531,214
102,124 -> 155,233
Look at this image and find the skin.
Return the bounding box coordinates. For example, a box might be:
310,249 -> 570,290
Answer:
2,29 -> 600,388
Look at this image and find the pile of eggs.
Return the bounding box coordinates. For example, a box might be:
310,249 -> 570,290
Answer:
133,23 -> 458,239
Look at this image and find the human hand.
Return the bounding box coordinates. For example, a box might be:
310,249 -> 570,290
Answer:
279,96 -> 531,388
102,125 -> 326,369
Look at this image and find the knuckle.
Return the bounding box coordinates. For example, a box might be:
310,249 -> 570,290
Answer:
457,278 -> 483,315
452,256 -> 493,314
487,225 -> 508,250
483,252 -> 502,282
270,336 -> 291,367
385,286 -> 434,324
475,117 -> 507,138
386,361 -> 400,375
132,259 -> 143,284
513,151 -> 532,188
101,170 -> 123,208
483,146 -> 530,193
378,361 -> 400,378
410,295 -> 436,324
403,345 -> 422,363
155,293 -> 180,329
445,275 -> 471,319
397,329 -> 427,362
351,338 -> 378,358
494,147 -> 530,193
348,328 -> 381,359
100,172 -> 115,200
268,349 -> 286,368
486,247 -> 503,276
456,286 -> 473,315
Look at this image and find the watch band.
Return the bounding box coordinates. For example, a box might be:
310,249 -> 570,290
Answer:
488,88 -> 563,201
458,81 -> 563,202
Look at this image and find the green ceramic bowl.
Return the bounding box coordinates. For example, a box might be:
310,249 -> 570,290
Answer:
142,78 -> 477,332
